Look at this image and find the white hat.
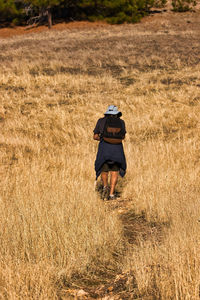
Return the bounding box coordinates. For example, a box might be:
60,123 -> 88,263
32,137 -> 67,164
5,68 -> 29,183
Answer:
104,105 -> 122,116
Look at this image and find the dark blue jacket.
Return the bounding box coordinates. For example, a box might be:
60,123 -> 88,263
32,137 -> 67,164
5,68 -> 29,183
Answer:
95,140 -> 126,179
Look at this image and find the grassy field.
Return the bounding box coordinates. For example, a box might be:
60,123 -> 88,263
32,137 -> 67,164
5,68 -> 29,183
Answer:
0,11 -> 200,299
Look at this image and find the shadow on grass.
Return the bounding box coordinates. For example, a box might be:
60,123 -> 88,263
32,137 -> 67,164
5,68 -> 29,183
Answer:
120,210 -> 169,245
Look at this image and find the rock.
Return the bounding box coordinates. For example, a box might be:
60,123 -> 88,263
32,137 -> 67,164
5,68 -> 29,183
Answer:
107,286 -> 114,292
76,289 -> 88,297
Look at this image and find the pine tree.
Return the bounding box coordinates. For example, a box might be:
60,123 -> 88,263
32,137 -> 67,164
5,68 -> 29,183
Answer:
0,0 -> 18,22
78,0 -> 161,24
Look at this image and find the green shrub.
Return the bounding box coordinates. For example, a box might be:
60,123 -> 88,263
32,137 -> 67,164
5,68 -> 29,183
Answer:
172,0 -> 196,11
88,14 -> 104,21
12,17 -> 20,25
107,12 -> 128,24
153,0 -> 167,8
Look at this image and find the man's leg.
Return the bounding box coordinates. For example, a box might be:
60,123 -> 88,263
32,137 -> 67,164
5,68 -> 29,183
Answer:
110,171 -> 118,196
101,172 -> 108,187
101,172 -> 109,199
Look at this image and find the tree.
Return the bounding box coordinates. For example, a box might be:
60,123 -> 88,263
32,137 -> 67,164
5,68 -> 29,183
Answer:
24,0 -> 65,28
78,0 -> 160,24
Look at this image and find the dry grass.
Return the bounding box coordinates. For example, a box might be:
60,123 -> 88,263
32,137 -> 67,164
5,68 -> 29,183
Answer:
0,11 -> 200,299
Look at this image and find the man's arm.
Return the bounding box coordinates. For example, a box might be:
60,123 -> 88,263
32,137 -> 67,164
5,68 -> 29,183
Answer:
121,119 -> 126,140
93,133 -> 100,141
93,119 -> 101,141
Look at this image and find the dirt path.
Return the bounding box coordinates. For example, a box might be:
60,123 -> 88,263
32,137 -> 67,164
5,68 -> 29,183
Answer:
61,195 -> 166,299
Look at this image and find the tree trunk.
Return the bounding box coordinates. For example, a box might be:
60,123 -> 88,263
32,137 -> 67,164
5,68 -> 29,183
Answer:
94,0 -> 97,9
47,7 -> 52,29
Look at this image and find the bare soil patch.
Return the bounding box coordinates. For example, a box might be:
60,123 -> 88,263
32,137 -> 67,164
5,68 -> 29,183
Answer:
0,21 -> 110,39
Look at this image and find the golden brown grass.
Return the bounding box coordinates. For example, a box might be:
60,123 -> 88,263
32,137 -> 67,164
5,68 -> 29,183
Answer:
0,11 -> 200,299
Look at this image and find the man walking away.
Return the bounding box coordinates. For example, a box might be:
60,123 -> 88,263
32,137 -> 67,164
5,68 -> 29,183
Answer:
93,105 -> 127,200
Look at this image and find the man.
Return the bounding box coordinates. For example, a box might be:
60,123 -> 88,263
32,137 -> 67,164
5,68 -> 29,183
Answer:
93,105 -> 127,200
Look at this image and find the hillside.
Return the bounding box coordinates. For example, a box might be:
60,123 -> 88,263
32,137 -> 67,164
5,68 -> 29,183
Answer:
0,10 -> 200,299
